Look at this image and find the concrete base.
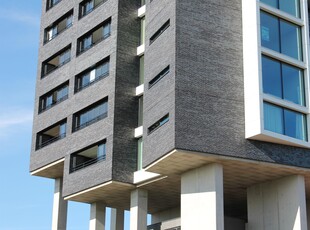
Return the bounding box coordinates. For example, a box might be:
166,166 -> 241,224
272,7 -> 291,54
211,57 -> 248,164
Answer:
111,208 -> 124,230
89,202 -> 106,230
52,178 -> 68,230
181,163 -> 224,230
130,189 -> 148,230
247,175 -> 307,230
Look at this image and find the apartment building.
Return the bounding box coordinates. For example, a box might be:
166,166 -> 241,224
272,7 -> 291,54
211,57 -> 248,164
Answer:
30,0 -> 310,229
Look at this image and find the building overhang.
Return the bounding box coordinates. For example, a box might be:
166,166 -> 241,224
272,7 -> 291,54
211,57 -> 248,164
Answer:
30,158 -> 64,179
64,181 -> 135,210
142,149 -> 310,218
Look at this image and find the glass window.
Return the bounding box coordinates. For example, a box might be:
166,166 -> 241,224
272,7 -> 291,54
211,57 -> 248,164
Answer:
77,20 -> 111,54
264,102 -> 284,135
262,56 -> 305,106
140,17 -> 145,45
36,120 -> 67,150
83,35 -> 92,50
73,99 -> 108,132
139,55 -> 144,85
264,102 -> 307,141
260,0 -> 300,18
39,83 -> 69,112
137,138 -> 143,170
59,49 -> 71,65
148,114 -> 169,134
260,11 -> 302,60
103,23 -> 111,38
70,140 -> 106,173
149,65 -> 170,89
85,0 -> 94,14
75,58 -> 110,92
138,97 -> 143,126
95,62 -> 109,78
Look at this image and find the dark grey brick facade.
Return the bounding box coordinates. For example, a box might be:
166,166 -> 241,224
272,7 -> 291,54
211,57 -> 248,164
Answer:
30,0 -> 141,197
31,0 -> 310,199
141,0 -> 310,169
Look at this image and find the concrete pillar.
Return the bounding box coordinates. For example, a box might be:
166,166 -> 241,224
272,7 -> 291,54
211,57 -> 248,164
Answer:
89,202 -> 106,230
181,163 -> 224,230
247,175 -> 307,230
52,178 -> 68,230
130,189 -> 148,230
111,208 -> 124,230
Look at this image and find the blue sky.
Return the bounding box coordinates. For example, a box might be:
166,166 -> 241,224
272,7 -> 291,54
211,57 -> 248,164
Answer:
0,1 -> 132,229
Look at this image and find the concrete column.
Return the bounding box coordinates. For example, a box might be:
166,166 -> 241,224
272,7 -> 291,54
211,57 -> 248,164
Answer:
111,208 -> 124,230
247,175 -> 307,230
89,202 -> 106,230
130,189 -> 148,230
52,178 -> 68,230
181,163 -> 224,230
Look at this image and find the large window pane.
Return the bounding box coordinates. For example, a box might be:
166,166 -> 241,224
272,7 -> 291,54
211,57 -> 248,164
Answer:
261,0 -> 278,8
262,55 -> 305,106
261,12 -> 280,53
262,56 -> 282,98
280,20 -> 302,60
282,63 -> 305,106
261,0 -> 300,18
279,0 -> 300,18
264,102 -> 307,141
264,103 -> 284,135
284,109 -> 307,141
260,11 -> 302,61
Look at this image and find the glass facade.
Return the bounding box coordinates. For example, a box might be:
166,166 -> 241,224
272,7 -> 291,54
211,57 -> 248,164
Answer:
260,11 -> 302,60
260,0 -> 308,142
262,56 -> 305,106
260,0 -> 300,18
264,103 -> 307,141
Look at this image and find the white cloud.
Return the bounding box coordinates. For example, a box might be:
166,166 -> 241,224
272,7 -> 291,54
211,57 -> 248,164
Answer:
0,8 -> 40,27
0,108 -> 33,131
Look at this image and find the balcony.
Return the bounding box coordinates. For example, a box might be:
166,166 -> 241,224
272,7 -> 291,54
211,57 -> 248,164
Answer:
41,45 -> 71,78
76,20 -> 111,56
44,10 -> 73,44
36,120 -> 67,150
72,99 -> 108,132
70,141 -> 106,173
39,82 -> 69,113
46,0 -> 62,11
79,0 -> 107,19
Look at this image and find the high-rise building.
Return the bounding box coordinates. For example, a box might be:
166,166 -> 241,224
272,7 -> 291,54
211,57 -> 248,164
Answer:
30,0 -> 310,229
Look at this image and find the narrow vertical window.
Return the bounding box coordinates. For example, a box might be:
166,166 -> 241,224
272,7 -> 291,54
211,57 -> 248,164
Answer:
137,138 -> 143,170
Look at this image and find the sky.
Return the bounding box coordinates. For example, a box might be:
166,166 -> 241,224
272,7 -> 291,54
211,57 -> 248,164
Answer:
0,1 -> 132,229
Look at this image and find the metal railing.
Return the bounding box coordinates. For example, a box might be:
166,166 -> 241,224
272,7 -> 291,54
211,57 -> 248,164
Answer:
75,72 -> 109,93
73,113 -> 107,132
70,154 -> 106,173
42,57 -> 71,78
79,0 -> 107,19
44,23 -> 73,44
39,94 -> 68,113
47,0 -> 62,11
36,133 -> 66,150
77,32 -> 111,56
